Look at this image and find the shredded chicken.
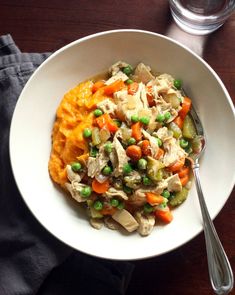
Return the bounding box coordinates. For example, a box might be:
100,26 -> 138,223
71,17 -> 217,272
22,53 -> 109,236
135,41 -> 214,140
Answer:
165,174 -> 182,192
142,129 -> 159,158
65,182 -> 87,203
112,136 -> 129,177
104,217 -> 120,230
104,187 -> 128,200
163,137 -> 187,167
112,209 -> 139,232
154,73 -> 174,94
90,218 -> 103,230
135,211 -> 155,236
132,63 -> 155,84
87,145 -> 109,178
114,83 -> 149,122
66,165 -> 83,183
105,70 -> 129,85
109,61 -> 129,76
97,99 -> 117,116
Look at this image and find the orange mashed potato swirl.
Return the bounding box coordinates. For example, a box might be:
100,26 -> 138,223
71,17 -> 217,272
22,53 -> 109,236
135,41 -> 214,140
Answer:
48,80 -> 107,186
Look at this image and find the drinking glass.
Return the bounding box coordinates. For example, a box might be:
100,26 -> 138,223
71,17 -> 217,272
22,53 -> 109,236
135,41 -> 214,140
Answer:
169,0 -> 235,35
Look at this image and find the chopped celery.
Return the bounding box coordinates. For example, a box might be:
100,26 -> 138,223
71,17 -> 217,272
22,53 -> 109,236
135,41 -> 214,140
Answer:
147,157 -> 164,182
182,115 -> 197,139
168,122 -> 182,139
92,127 -> 101,146
169,187 -> 189,206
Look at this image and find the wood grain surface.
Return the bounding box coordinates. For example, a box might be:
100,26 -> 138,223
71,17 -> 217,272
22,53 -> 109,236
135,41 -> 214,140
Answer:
0,1 -> 234,294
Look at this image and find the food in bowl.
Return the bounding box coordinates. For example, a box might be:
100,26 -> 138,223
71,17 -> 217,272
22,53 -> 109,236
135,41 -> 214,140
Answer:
49,61 -> 201,236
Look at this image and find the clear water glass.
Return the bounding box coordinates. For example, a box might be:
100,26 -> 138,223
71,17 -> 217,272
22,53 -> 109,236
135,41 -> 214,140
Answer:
169,0 -> 235,35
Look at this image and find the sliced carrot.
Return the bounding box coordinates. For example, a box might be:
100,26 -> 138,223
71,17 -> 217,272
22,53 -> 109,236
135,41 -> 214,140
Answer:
178,97 -> 192,120
96,113 -> 119,133
145,193 -> 164,206
128,82 -> 139,95
141,140 -> 151,156
131,121 -> 142,141
173,116 -> 184,129
155,148 -> 165,160
155,207 -> 173,223
126,145 -> 142,161
180,174 -> 189,186
168,158 -> 185,172
146,85 -> 155,107
92,80 -> 105,93
103,80 -> 125,96
92,179 -> 109,194
177,166 -> 190,178
100,206 -> 117,216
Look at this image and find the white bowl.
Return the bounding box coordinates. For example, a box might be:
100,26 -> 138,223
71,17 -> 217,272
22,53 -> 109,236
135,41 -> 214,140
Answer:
10,30 -> 235,260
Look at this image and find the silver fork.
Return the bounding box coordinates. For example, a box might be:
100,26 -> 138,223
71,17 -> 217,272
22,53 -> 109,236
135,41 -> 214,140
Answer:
187,100 -> 234,295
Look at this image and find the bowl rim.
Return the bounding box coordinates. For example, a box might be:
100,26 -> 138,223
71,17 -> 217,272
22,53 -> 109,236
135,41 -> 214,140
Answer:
9,29 -> 235,260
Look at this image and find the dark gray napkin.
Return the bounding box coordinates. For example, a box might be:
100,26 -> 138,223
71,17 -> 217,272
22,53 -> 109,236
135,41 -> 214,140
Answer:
0,34 -> 134,295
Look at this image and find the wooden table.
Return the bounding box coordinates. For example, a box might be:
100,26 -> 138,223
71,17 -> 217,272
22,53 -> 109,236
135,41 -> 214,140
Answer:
0,1 -> 234,294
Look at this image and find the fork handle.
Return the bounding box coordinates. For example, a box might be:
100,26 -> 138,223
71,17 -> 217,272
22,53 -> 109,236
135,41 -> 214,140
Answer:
192,160 -> 234,295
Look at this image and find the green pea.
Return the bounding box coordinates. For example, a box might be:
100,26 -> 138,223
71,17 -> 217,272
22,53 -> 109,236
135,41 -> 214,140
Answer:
93,200 -> 103,211
80,186 -> 92,198
93,109 -> 103,117
131,114 -> 139,123
180,138 -> 189,148
161,189 -> 171,199
174,79 -> 182,90
113,119 -> 122,127
83,128 -> 92,138
143,176 -> 152,186
102,166 -> 113,175
90,146 -> 98,157
71,162 -> 82,172
144,203 -> 153,213
158,138 -> 163,147
123,185 -> 133,194
111,198 -> 119,207
164,112 -> 171,121
156,113 -> 165,122
123,163 -> 133,174
137,158 -> 147,170
122,65 -> 133,76
158,202 -> 167,209
140,116 -> 150,125
117,201 -> 125,210
126,79 -> 133,84
128,137 -> 136,145
104,142 -> 113,153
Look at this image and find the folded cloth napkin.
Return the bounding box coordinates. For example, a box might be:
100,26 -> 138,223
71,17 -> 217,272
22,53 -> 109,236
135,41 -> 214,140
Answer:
0,34 -> 134,295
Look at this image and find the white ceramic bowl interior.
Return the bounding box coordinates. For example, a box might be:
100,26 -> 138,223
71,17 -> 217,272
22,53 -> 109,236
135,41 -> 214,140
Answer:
10,30 -> 235,260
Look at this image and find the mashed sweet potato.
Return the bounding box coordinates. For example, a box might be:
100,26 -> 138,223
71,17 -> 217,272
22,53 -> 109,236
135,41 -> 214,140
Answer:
48,80 -> 107,185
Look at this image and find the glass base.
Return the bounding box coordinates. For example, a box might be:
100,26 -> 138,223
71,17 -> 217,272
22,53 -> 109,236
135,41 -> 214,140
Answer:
171,10 -> 224,35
